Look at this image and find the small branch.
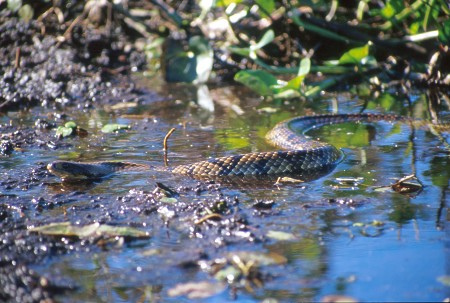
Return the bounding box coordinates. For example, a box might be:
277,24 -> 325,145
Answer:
163,127 -> 176,167
15,47 -> 21,68
405,30 -> 439,42
163,128 -> 176,152
194,213 -> 224,225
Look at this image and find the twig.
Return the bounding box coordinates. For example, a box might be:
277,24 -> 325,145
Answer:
0,99 -> 13,111
163,128 -> 176,166
163,128 -> 176,152
194,213 -> 224,225
15,47 -> 21,68
149,0 -> 183,28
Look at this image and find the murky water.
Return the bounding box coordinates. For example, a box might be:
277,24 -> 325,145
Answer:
1,79 -> 449,302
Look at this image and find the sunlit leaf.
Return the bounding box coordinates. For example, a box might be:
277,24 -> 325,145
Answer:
267,230 -> 297,241
437,275 -> 450,287
251,29 -> 275,51
255,0 -> 275,17
159,197 -> 178,203
30,222 -> 149,239
214,266 -> 241,281
257,107 -> 278,113
101,124 -> 130,133
298,57 -> 311,77
226,251 -> 287,266
230,30 -> 274,60
168,281 -> 226,299
338,43 -> 370,65
65,121 -> 77,129
18,4 -> 33,22
55,126 -> 74,137
380,2 -> 396,19
216,0 -> 242,6
234,70 -> 278,96
7,0 -> 22,12
228,45 -> 250,57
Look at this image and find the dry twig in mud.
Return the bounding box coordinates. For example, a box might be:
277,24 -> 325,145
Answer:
163,127 -> 176,166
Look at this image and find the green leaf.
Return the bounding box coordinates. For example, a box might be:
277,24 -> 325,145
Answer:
7,0 -> 22,12
55,126 -> 74,137
438,19 -> 450,45
298,57 -> 311,77
338,43 -> 370,65
234,70 -> 278,96
30,222 -> 149,239
229,30 -> 274,60
380,2 -> 397,19
18,4 -> 33,22
216,0 -> 242,6
251,29 -> 275,51
101,124 -> 130,133
228,46 -> 250,57
64,121 -> 77,129
159,197 -> 178,203
255,0 -> 275,16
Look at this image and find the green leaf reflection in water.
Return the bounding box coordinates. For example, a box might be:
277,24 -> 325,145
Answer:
423,156 -> 449,188
388,195 -> 421,225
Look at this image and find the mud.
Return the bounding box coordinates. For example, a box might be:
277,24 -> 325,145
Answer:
0,10 -> 146,113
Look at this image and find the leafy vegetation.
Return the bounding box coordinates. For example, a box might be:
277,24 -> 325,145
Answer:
3,0 -> 449,98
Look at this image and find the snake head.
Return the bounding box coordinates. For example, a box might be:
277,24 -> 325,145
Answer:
47,161 -> 90,181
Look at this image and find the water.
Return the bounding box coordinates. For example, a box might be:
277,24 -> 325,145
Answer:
0,81 -> 448,302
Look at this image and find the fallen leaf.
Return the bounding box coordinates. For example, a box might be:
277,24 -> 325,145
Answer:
30,222 -> 149,239
101,124 -> 130,133
266,230 -> 297,241
168,281 -> 226,299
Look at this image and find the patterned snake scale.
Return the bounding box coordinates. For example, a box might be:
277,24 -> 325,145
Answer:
47,113 -> 407,181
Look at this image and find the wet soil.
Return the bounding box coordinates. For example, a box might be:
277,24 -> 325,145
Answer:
0,10 -> 147,113
0,12 -> 148,302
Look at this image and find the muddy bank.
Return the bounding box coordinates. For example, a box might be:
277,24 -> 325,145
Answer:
0,11 -> 146,113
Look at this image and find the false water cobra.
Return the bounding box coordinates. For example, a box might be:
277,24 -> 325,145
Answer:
47,113 -> 429,182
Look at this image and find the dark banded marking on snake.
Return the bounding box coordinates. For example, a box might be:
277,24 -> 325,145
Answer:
47,113 -> 411,181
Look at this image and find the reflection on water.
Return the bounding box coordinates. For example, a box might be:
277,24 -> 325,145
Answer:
1,82 -> 449,302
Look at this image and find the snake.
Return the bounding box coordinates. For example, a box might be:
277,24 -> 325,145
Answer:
47,113 -> 413,181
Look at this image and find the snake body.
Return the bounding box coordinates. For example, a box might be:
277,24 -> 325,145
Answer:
47,114 -> 406,181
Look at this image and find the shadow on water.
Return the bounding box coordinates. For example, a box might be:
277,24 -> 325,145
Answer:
1,81 -> 449,302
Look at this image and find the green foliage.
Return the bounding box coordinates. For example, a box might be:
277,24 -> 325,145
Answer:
18,4 -> 33,22
55,121 -> 77,138
326,43 -> 375,66
254,0 -> 275,16
163,36 -> 213,83
438,19 -> 450,45
234,58 -> 310,97
101,124 -> 130,133
234,70 -> 278,96
13,0 -> 448,97
7,0 -> 22,12
229,29 -> 275,60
